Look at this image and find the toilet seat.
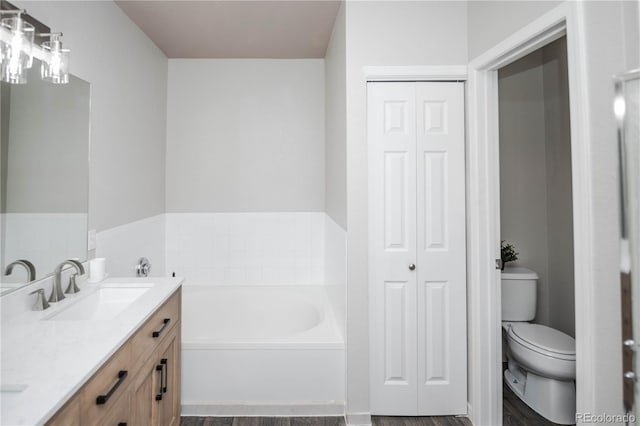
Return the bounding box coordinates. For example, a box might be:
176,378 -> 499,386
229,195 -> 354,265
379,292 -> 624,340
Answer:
509,323 -> 576,361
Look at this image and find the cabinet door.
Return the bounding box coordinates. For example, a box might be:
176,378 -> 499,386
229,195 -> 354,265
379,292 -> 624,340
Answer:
100,388 -> 131,426
132,356 -> 162,426
159,326 -> 181,426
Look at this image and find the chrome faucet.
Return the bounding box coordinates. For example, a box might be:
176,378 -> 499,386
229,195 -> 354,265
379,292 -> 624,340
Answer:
4,259 -> 36,282
29,288 -> 50,311
49,260 -> 85,303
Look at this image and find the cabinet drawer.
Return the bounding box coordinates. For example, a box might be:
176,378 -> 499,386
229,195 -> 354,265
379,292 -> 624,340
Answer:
98,388 -> 131,426
81,343 -> 131,422
130,290 -> 181,364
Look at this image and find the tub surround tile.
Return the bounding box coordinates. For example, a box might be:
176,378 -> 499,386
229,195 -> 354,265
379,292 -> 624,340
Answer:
96,213 -> 166,277
166,213 -> 325,285
0,276 -> 183,426
324,216 -> 346,338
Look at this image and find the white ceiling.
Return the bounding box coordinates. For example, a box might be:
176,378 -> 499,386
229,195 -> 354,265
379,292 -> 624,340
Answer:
116,1 -> 342,58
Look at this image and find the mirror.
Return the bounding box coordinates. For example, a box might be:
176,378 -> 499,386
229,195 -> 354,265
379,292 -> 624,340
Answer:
616,69 -> 639,417
0,58 -> 90,296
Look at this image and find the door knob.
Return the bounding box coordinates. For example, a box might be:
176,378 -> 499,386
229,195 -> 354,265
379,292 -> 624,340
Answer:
409,264 -> 416,271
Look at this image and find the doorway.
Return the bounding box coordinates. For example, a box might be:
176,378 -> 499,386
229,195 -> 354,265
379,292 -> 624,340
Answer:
466,4 -> 595,425
497,36 -> 576,425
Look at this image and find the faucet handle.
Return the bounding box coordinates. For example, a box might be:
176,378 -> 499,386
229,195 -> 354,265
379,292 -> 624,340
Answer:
65,273 -> 80,294
29,289 -> 50,311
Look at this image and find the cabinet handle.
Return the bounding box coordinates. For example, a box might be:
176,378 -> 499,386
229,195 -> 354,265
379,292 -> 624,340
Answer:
155,364 -> 163,401
96,370 -> 128,405
118,423 -> 127,426
152,318 -> 170,338
161,358 -> 168,393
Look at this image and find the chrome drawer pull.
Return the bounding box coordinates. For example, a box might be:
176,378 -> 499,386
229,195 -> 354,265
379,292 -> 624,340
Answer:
96,370 -> 128,405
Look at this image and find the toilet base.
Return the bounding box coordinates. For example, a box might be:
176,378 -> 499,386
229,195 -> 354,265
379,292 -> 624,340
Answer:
505,368 -> 576,424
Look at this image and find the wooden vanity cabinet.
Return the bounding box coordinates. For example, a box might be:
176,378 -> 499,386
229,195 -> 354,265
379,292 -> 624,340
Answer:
131,324 -> 180,426
46,288 -> 181,426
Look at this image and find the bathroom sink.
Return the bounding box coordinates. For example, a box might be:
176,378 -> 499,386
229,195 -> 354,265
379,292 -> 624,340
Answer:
46,285 -> 153,321
0,384 -> 28,405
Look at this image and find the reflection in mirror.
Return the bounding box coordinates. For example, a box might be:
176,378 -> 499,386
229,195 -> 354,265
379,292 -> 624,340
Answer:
0,58 -> 90,295
616,69 -> 639,418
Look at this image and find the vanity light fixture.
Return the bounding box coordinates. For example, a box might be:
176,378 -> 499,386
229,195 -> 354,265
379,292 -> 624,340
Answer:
40,32 -> 69,84
0,9 -> 34,84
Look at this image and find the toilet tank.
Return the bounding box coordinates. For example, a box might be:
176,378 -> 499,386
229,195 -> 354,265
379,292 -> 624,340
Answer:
501,266 -> 538,321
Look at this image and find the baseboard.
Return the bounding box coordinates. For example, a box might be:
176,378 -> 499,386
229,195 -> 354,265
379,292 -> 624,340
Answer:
181,402 -> 345,417
346,412 -> 372,426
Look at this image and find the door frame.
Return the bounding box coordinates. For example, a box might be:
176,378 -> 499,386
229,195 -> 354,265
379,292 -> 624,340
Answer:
366,79 -> 468,416
466,3 -> 593,425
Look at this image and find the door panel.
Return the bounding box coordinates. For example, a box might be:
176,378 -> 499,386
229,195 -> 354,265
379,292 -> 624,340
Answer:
383,281 -> 412,384
369,82 -> 418,414
416,82 -> 466,414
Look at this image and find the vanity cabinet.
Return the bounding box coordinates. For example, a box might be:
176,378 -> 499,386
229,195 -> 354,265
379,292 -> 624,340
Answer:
46,288 -> 181,426
131,326 -> 180,426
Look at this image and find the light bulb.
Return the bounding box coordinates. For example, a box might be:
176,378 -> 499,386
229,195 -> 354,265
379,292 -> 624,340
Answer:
614,95 -> 626,120
0,14 -> 34,84
41,33 -> 70,84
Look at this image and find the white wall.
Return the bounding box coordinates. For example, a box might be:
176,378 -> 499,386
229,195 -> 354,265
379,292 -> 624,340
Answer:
4,1 -> 168,281
324,1 -> 347,351
14,1 -> 169,234
343,2 -> 468,419
467,1 -> 562,61
499,38 -> 575,337
498,49 -> 551,325
166,59 -> 325,213
325,4 -> 347,229
542,37 -> 575,338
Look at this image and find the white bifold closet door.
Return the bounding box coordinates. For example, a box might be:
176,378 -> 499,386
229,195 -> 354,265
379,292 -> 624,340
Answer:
368,82 -> 466,415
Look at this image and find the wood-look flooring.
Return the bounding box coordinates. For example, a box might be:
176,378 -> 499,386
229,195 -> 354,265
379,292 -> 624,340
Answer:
181,387 -> 564,426
181,418 -> 344,426
181,416 -> 471,426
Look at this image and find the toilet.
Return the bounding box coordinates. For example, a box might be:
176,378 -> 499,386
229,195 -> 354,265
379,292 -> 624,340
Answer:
502,266 -> 576,425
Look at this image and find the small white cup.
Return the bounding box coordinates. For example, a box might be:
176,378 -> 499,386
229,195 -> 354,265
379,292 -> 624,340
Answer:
89,258 -> 106,282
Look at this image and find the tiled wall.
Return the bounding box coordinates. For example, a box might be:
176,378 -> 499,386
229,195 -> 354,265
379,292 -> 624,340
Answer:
324,215 -> 346,337
95,214 -> 165,278
92,212 -> 346,335
165,213 -> 325,285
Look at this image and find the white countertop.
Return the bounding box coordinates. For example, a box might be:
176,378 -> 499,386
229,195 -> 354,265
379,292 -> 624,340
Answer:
0,276 -> 183,426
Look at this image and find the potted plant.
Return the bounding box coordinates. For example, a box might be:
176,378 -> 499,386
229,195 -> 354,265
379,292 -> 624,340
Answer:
500,240 -> 518,271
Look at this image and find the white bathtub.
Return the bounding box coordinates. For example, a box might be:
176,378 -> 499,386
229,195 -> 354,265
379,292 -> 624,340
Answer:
181,285 -> 345,416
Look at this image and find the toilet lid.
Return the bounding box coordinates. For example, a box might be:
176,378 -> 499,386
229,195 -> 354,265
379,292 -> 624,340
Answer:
509,323 -> 576,358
